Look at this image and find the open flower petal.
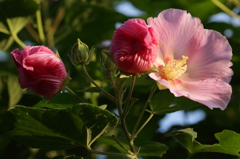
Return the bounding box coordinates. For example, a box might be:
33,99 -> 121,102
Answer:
147,9 -> 203,60
184,29 -> 233,83
152,78 -> 232,110
148,9 -> 233,110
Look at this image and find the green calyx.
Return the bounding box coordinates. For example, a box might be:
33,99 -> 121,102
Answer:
61,73 -> 72,89
102,51 -> 117,72
140,65 -> 159,75
119,65 -> 159,78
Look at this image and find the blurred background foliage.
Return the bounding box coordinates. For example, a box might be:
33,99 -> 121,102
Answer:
0,0 -> 240,158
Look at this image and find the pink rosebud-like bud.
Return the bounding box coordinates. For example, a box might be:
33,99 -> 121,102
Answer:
110,19 -> 159,74
11,46 -> 70,99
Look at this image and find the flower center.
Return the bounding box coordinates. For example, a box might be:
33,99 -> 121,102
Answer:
159,55 -> 188,80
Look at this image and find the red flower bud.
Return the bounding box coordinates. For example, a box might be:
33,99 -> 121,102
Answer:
11,46 -> 69,98
110,19 -> 159,74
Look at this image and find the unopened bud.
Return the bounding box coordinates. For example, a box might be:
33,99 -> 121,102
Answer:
69,38 -> 94,65
103,52 -> 117,72
101,51 -> 118,80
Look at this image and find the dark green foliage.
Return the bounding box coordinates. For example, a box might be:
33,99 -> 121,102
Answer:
1,0 -> 240,159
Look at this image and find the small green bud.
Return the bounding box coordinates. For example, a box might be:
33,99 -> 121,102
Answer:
69,38 -> 94,65
102,53 -> 117,72
101,52 -> 118,81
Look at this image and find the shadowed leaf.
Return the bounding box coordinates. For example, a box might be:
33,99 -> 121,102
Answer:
6,104 -> 118,149
150,90 -> 201,114
165,128 -> 240,157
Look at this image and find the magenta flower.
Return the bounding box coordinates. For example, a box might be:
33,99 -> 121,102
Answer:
110,19 -> 159,74
148,9 -> 233,110
11,46 -> 69,98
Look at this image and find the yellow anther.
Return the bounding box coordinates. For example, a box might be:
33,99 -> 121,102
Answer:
160,55 -> 188,80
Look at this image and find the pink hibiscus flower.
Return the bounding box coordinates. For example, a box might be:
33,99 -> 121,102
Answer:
148,9 -> 233,110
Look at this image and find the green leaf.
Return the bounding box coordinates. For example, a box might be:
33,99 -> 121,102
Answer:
0,34 -> 14,51
6,104 -> 118,150
0,0 -> 37,36
51,155 -> 83,159
0,71 -> 24,107
0,21 -> 9,34
33,93 -> 81,109
7,74 -> 24,108
150,90 -> 201,114
99,104 -> 107,110
0,17 -> 31,51
97,136 -> 168,157
165,128 -> 198,153
138,141 -> 168,157
165,128 -> 240,157
0,0 -> 37,50
202,130 -> 240,155
7,17 -> 31,35
56,3 -> 127,52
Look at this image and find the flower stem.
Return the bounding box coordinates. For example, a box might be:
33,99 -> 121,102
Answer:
123,75 -> 136,118
134,113 -> 154,137
25,24 -> 41,43
123,98 -> 137,118
64,86 -> 85,103
81,64 -> 115,102
36,8 -> 46,45
114,87 -> 137,156
112,135 -> 134,155
111,77 -> 137,157
131,84 -> 157,138
211,0 -> 240,18
6,18 -> 26,48
47,6 -> 65,48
